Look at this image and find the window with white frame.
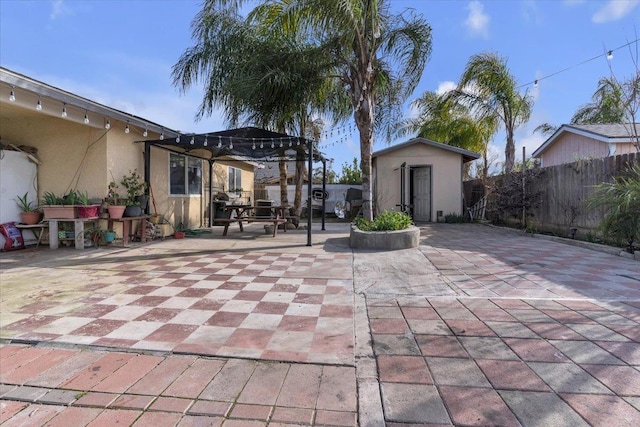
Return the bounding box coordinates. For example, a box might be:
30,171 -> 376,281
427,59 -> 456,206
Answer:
228,166 -> 242,192
170,153 -> 202,195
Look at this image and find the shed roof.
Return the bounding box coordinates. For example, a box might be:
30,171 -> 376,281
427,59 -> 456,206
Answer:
372,137 -> 480,163
532,123 -> 639,157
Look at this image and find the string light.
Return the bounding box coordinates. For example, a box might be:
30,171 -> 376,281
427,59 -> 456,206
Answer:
252,138 -> 256,150
83,111 -> 90,124
229,140 -> 233,149
36,97 -> 42,110
204,134 -> 208,146
607,50 -> 613,61
271,141 -> 275,148
176,134 -> 180,143
105,119 -> 111,130
279,138 -> 283,148
9,87 -> 15,102
143,128 -> 148,137
61,103 -> 67,117
159,131 -> 164,140
534,80 -> 538,88
190,135 -> 195,145
217,136 -> 222,148
125,121 -> 130,134
260,141 -> 264,149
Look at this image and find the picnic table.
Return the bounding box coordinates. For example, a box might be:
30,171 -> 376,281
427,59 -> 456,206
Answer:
219,204 -> 290,237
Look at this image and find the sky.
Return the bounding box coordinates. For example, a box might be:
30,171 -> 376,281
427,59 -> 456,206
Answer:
1,0 -> 639,174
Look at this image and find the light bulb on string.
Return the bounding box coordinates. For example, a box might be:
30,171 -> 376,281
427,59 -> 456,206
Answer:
607,50 -> 613,61
534,80 -> 539,88
204,135 -> 208,146
252,138 -> 256,150
217,136 -> 222,148
229,140 -> 233,149
143,128 -> 148,137
279,138 -> 283,148
190,135 -> 195,145
260,141 -> 264,149
176,134 -> 180,142
105,119 -> 111,130
61,103 -> 67,117
271,141 -> 275,148
83,111 -> 90,124
36,97 -> 42,111
9,87 -> 15,102
159,131 -> 164,140
125,122 -> 130,134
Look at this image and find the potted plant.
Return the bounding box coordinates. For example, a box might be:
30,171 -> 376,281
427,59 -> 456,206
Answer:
106,181 -> 126,219
120,169 -> 148,217
76,191 -> 100,218
15,192 -> 42,225
41,191 -> 77,219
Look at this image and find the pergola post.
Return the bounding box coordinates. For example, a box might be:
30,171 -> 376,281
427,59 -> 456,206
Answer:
208,159 -> 214,227
322,159 -> 326,231
306,140 -> 313,246
144,142 -> 151,214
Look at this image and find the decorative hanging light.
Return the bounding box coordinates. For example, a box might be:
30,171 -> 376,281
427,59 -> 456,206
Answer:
176,134 -> 180,143
260,140 -> 264,149
143,128 -> 148,137
252,138 -> 256,150
125,121 -> 130,134
204,134 -> 208,146
159,130 -> 164,140
9,87 -> 15,102
105,119 -> 111,130
61,103 -> 67,117
190,135 -> 195,145
83,111 -> 90,124
36,97 -> 42,111
217,136 -> 222,148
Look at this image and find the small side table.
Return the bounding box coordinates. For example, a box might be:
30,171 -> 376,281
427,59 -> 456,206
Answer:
108,216 -> 149,247
15,223 -> 49,248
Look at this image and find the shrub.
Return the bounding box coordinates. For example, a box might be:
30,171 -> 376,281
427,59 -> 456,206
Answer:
586,164 -> 640,253
444,213 -> 468,223
354,210 -> 412,231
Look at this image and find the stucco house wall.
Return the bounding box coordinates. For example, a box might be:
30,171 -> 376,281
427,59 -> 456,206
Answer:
373,141 -> 472,220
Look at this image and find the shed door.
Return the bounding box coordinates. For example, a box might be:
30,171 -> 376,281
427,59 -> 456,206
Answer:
411,167 -> 431,222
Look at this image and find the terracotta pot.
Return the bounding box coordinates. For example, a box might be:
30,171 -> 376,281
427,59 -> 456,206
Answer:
108,205 -> 126,219
20,211 -> 42,225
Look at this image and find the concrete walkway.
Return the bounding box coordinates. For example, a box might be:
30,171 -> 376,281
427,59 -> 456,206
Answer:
1,223 -> 639,426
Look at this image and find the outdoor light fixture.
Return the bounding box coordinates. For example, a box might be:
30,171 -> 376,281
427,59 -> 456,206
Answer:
159,132 -> 164,140
105,119 -> 111,130
260,141 -> 264,149
534,80 -> 538,88
279,139 -> 283,148
9,88 -> 16,102
176,134 -> 180,143
204,135 -> 208,146
125,122 -> 130,134
252,138 -> 256,150
229,141 -> 233,149
143,128 -> 148,137
83,111 -> 90,124
217,136 -> 222,148
36,97 -> 42,110
190,135 -> 195,145
61,103 -> 67,117
607,50 -> 613,60
271,141 -> 275,148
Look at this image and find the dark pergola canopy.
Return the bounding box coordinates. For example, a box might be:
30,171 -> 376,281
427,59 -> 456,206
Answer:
141,126 -> 325,163
139,127 -> 328,246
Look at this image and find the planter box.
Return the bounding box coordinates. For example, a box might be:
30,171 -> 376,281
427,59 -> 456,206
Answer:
77,205 -> 100,218
42,205 -> 77,219
349,224 -> 420,250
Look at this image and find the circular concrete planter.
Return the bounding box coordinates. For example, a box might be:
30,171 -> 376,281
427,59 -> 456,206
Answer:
349,224 -> 420,250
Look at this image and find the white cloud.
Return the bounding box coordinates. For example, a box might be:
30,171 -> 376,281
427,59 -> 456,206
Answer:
465,1 -> 490,39
592,0 -> 639,23
436,81 -> 457,95
50,0 -> 67,21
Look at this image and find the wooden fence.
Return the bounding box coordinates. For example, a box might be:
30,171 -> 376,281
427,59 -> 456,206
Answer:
463,152 -> 639,236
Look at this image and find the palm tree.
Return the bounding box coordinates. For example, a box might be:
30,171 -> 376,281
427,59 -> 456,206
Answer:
453,52 -> 533,172
172,3 -> 339,216
571,77 -> 626,124
400,90 -> 497,182
250,0 -> 433,220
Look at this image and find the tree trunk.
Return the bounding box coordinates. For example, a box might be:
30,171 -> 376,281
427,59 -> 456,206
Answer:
293,160 -> 304,226
504,131 -> 515,172
279,158 -> 288,207
355,96 -> 375,221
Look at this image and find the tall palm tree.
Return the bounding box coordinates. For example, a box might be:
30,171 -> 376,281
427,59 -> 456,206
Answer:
251,0 -> 432,220
571,77 -> 626,124
400,90 -> 497,181
453,52 -> 533,172
172,3 -> 340,215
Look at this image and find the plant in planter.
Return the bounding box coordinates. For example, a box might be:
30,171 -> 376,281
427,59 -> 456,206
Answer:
76,191 -> 100,218
41,191 -> 77,219
15,192 -> 42,224
106,181 -> 126,219
120,169 -> 148,217
83,227 -> 117,246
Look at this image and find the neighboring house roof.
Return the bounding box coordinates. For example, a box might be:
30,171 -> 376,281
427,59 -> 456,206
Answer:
532,123 -> 639,157
372,137 -> 480,163
1,66 -> 180,139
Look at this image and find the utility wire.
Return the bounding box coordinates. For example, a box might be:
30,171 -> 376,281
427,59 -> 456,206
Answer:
519,38 -> 639,89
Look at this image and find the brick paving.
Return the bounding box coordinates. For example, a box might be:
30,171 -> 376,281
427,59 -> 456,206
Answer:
1,223 -> 640,426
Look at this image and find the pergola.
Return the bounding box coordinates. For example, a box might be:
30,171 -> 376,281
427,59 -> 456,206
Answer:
139,126 -> 328,246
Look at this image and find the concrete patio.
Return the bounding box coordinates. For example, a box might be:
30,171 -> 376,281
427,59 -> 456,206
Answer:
1,222 -> 639,426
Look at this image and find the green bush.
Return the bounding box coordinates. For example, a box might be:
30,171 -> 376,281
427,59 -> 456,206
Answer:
444,213 -> 468,223
354,210 -> 413,231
